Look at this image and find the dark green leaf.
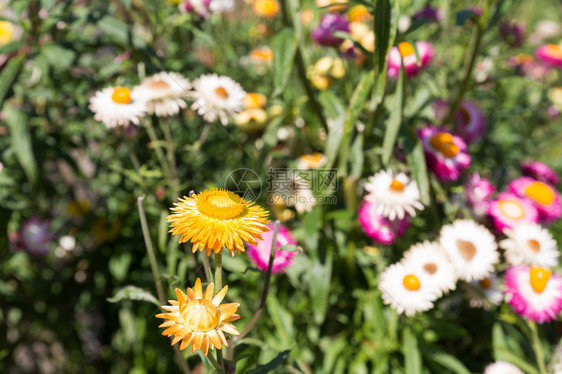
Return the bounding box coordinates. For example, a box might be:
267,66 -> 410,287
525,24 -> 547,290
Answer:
0,53 -> 25,108
403,131 -> 430,205
246,350 -> 291,374
107,286 -> 160,306
373,0 -> 399,103
5,108 -> 37,185
456,9 -> 478,27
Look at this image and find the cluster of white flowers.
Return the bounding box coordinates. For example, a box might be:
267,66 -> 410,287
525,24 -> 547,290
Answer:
88,72 -> 246,128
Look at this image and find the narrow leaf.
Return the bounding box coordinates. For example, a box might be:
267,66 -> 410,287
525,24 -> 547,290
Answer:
381,66 -> 404,165
403,131 -> 430,205
403,327 -> 422,374
107,285 -> 160,306
5,108 -> 37,185
271,29 -> 298,96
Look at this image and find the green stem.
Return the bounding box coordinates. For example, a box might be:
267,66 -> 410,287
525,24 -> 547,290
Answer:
227,221 -> 280,360
217,349 -> 226,373
161,118 -> 180,200
444,21 -> 483,125
201,252 -> 213,283
137,196 -> 191,374
529,321 -> 548,374
206,352 -> 222,372
145,118 -> 171,188
215,252 -> 223,291
278,0 -> 327,130
125,139 -> 146,190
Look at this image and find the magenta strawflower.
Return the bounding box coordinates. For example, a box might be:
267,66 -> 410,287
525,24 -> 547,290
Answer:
465,173 -> 496,216
499,20 -> 526,47
520,161 -> 560,185
310,13 -> 350,47
453,101 -> 486,144
509,177 -> 562,223
387,41 -> 434,78
488,192 -> 539,232
412,6 -> 443,23
505,265 -> 562,324
535,44 -> 562,68
358,199 -> 410,245
417,126 -> 471,182
246,223 -> 297,274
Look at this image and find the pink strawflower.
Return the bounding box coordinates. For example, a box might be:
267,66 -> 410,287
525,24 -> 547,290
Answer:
453,101 -> 486,144
505,265 -> 562,324
535,44 -> 562,68
358,199 -> 410,245
387,41 -> 434,78
417,126 -> 471,182
465,173 -> 496,216
520,161 -> 560,185
11,216 -> 55,256
310,13 -> 350,47
412,6 -> 443,23
488,192 -> 539,232
509,177 -> 562,223
509,53 -> 549,80
246,223 -> 297,274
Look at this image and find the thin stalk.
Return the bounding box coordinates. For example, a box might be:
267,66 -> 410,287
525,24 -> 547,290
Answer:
137,196 -> 191,374
217,350 -> 226,373
145,118 -> 171,186
206,352 -> 222,372
529,321 -> 547,374
227,221 -> 280,360
125,139 -> 146,190
201,252 -> 213,283
444,21 -> 483,125
215,252 -> 223,291
278,0 -> 327,130
161,118 -> 180,200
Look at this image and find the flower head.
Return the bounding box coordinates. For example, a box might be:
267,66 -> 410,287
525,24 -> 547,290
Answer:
500,223 -> 559,268
156,278 -> 240,355
484,361 -> 524,374
412,6 -> 443,23
310,13 -> 350,46
191,74 -> 246,125
465,173 -> 496,216
0,21 -> 14,46
505,266 -> 562,323
418,126 -> 471,182
252,0 -> 279,18
535,44 -> 562,68
499,20 -> 526,47
297,152 -> 327,169
133,72 -> 191,117
358,199 -> 410,245
439,220 -> 499,282
364,170 -> 424,220
89,86 -> 147,128
509,177 -> 562,223
12,216 -> 55,256
168,189 -> 270,256
463,275 -> 503,310
378,262 -> 439,316
488,192 -> 539,232
401,241 -> 457,297
520,161 -> 560,185
387,41 -> 434,78
246,223 -> 297,273
453,101 -> 486,144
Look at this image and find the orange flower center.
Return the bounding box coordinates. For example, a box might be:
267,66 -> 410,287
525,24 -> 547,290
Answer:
111,87 -> 132,104
515,53 -> 534,65
456,239 -> 477,261
181,299 -> 221,332
479,278 -> 492,289
527,239 -> 541,252
389,179 -> 405,192
300,153 -> 324,168
545,44 -> 562,59
530,266 -> 551,293
423,262 -> 437,275
403,274 -> 420,291
430,132 -> 460,158
250,48 -> 273,63
148,79 -> 170,90
243,92 -> 267,109
498,199 -> 525,220
524,181 -> 555,205
197,190 -> 246,220
398,42 -> 415,58
214,86 -> 229,99
253,0 -> 279,17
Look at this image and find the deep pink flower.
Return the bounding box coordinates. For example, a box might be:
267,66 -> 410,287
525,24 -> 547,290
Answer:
535,44 -> 562,68
412,6 -> 443,23
246,223 -> 297,274
465,173 -> 496,216
417,126 -> 471,182
387,41 -> 434,78
488,192 -> 539,232
499,20 -> 526,48
505,265 -> 562,324
509,177 -> 562,223
310,14 -> 350,46
520,161 -> 560,185
358,199 -> 410,245
453,101 -> 486,144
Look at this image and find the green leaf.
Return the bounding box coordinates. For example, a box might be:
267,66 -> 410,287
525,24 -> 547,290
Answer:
402,131 -> 430,205
266,295 -> 295,348
40,44 -> 76,71
97,16 -> 148,49
403,327 -> 422,374
0,53 -> 25,108
373,0 -> 399,103
5,108 -> 37,185
349,132 -> 364,179
307,249 -> 333,325
424,350 -> 470,374
493,323 -> 539,374
381,66 -> 404,166
246,350 -> 291,374
271,29 -> 298,97
109,253 -> 133,282
277,244 -> 303,252
107,286 -> 160,306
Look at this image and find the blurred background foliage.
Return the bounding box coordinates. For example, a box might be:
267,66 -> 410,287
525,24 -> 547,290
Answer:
0,0 -> 561,373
